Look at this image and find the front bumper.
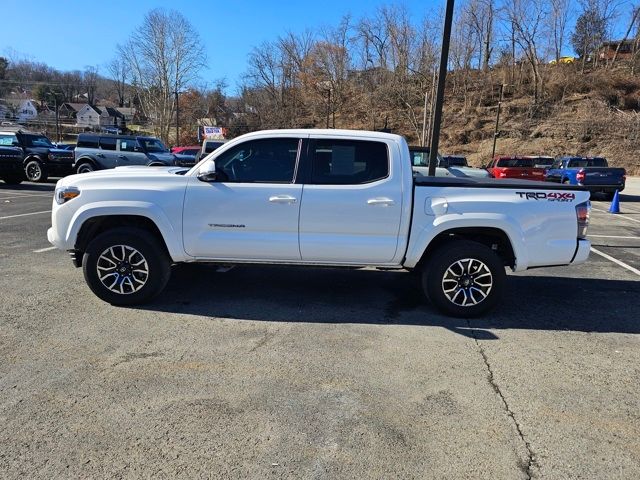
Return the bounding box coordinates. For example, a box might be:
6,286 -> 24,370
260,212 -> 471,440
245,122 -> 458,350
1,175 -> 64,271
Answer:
571,239 -> 591,264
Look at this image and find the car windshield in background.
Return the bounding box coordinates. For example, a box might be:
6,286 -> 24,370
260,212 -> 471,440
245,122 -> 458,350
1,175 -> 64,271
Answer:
23,135 -> 54,148
568,158 -> 607,168
204,142 -> 224,153
531,156 -> 554,167
446,157 -> 467,166
496,158 -> 534,168
141,138 -> 168,153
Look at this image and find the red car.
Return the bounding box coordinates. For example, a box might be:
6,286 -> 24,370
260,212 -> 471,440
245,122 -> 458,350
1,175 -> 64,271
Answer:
170,145 -> 201,156
487,155 -> 553,181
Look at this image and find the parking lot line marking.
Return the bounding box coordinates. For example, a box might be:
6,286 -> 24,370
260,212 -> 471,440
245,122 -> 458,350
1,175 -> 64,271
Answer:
589,235 -> 639,239
0,194 -> 52,200
591,208 -> 640,224
590,247 -> 640,276
33,246 -> 56,253
0,210 -> 50,220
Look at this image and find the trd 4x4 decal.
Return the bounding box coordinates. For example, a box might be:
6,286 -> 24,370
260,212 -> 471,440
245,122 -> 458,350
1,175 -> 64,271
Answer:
516,191 -> 575,202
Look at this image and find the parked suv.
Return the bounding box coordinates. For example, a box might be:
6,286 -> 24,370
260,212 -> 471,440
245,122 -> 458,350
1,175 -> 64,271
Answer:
0,129 -> 74,182
74,133 -> 184,174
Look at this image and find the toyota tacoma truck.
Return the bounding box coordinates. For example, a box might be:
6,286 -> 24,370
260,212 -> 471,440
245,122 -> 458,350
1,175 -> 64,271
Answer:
48,129 -> 591,317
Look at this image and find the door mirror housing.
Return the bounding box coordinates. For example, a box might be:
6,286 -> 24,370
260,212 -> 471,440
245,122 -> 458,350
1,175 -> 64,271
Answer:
197,160 -> 217,182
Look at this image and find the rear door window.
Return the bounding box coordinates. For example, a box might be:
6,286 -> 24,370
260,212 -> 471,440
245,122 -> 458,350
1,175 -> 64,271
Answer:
99,137 -> 117,151
310,140 -> 389,185
77,136 -> 99,148
0,134 -> 18,146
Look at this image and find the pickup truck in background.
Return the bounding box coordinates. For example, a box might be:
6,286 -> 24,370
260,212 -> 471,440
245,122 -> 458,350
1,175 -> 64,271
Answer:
486,155 -> 553,181
544,156 -> 626,199
410,146 -> 490,178
48,129 -> 591,318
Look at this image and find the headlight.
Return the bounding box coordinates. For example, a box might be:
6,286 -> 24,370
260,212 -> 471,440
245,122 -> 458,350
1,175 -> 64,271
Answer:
55,186 -> 80,205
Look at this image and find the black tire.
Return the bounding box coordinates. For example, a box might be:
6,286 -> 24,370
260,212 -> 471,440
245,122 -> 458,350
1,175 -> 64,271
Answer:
2,174 -> 24,185
25,159 -> 48,182
76,162 -> 95,174
82,227 -> 171,306
422,240 -> 506,318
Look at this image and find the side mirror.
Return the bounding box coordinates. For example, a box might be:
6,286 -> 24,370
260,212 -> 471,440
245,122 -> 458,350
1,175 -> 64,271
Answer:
11,141 -> 20,147
197,161 -> 217,182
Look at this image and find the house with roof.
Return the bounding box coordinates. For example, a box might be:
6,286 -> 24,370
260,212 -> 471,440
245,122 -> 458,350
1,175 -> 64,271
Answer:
76,104 -> 126,128
599,39 -> 636,61
59,102 -> 87,120
3,99 -> 38,123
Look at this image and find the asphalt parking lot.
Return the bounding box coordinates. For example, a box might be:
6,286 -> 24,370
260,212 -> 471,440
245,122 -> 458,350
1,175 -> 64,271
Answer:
1,178 -> 639,479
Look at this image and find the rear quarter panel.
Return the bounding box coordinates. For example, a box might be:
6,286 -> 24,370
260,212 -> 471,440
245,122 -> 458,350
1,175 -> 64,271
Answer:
405,186 -> 590,270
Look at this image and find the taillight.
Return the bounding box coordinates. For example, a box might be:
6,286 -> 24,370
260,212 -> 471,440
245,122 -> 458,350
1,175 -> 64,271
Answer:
576,201 -> 590,239
576,169 -> 585,184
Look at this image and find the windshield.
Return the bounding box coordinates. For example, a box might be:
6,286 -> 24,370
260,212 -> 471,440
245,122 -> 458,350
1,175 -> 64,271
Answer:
445,156 -> 467,166
22,134 -> 54,148
496,158 -> 534,168
140,138 -> 168,153
531,156 -> 554,167
568,158 -> 607,168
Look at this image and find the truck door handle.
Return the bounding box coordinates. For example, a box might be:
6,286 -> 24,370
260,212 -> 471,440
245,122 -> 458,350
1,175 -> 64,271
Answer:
269,195 -> 297,204
96,153 -> 105,158
367,197 -> 395,206
118,155 -> 126,159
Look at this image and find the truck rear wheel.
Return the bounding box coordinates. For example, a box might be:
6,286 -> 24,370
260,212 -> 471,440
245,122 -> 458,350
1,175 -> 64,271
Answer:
422,240 -> 505,318
82,227 -> 171,305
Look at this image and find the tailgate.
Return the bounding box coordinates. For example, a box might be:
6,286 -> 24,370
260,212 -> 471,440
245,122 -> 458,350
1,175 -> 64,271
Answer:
582,168 -> 625,185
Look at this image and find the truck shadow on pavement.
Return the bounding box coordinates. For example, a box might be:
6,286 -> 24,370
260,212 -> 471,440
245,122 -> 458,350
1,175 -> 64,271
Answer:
0,181 -> 56,192
138,264 -> 640,340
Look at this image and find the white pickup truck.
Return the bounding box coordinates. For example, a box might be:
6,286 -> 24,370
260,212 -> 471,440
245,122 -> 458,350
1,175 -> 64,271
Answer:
48,129 -> 591,317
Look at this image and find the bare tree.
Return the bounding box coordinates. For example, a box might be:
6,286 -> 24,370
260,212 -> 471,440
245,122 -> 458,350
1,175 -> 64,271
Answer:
107,57 -> 128,107
549,0 -> 572,63
609,4 -> 640,67
83,66 -> 99,105
118,8 -> 206,142
505,0 -> 547,103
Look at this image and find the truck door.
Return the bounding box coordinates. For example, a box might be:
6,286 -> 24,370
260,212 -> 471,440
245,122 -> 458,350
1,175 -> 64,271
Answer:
298,138 -> 402,264
182,137 -> 303,260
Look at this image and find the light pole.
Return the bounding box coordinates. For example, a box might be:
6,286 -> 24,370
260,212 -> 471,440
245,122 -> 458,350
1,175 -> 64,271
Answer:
173,90 -> 180,146
428,0 -> 455,177
491,84 -> 510,159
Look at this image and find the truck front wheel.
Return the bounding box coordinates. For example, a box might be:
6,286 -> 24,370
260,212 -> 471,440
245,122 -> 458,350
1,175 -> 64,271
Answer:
82,227 -> 171,305
422,240 -> 505,318
25,159 -> 47,182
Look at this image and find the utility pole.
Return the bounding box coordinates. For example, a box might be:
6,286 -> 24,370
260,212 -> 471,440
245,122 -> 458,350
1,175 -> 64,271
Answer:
174,90 -> 180,145
326,88 -> 331,128
428,0 -> 455,176
54,96 -> 60,143
491,84 -> 506,159
421,89 -> 428,147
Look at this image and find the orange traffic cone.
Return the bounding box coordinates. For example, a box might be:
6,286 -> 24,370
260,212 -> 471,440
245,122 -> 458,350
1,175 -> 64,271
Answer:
608,190 -> 620,214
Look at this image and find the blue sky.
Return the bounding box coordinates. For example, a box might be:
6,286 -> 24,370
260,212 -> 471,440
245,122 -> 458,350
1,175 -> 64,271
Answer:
0,0 -> 631,94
